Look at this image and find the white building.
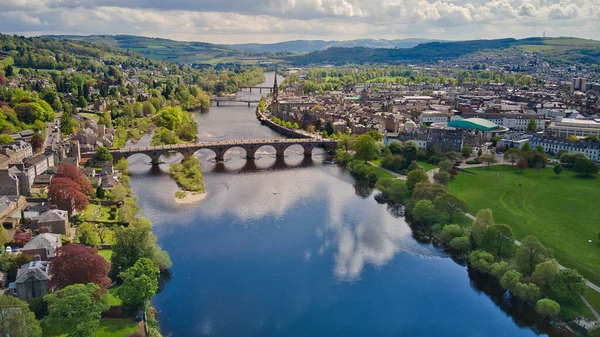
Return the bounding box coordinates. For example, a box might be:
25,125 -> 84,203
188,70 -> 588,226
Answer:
547,118 -> 600,138
531,135 -> 600,162
418,111 -> 450,125
458,112 -> 546,131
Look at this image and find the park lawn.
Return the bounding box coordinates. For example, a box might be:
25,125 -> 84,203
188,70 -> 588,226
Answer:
42,318 -> 139,337
84,204 -> 100,218
371,157 -> 382,166
98,249 -> 113,262
417,161 -> 438,172
449,166 -> 600,288
371,166 -> 396,180
584,288 -> 600,317
107,286 -> 122,307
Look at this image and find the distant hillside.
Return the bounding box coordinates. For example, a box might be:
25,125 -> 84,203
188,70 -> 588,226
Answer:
231,38 -> 443,53
43,35 -> 249,64
287,37 -> 600,65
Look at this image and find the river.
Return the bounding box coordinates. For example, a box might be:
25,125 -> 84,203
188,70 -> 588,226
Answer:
126,73 -> 555,337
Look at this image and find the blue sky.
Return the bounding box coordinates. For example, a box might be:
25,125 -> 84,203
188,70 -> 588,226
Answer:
0,0 -> 597,43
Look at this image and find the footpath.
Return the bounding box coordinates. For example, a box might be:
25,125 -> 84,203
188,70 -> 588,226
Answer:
369,161 -> 600,319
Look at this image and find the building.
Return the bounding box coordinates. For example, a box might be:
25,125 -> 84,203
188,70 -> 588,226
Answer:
546,118 -> 600,138
446,118 -> 509,140
14,258 -> 50,302
0,141 -> 33,169
0,196 -> 26,220
418,111 -> 451,125
571,77 -> 587,92
30,209 -> 69,235
457,112 -> 545,131
531,135 -> 600,162
22,233 -> 62,261
0,169 -> 20,196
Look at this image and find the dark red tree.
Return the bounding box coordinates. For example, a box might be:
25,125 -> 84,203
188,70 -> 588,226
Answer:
13,230 -> 32,246
54,164 -> 94,195
48,244 -> 111,292
48,177 -> 90,213
516,158 -> 528,171
31,134 -> 44,152
0,74 -> 6,85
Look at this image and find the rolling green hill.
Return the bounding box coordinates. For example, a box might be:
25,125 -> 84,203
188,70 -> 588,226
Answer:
43,35 -> 255,64
231,38 -> 443,53
287,37 -> 600,65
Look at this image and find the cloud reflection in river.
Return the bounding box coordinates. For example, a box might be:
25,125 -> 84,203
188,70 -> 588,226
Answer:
195,164 -> 444,281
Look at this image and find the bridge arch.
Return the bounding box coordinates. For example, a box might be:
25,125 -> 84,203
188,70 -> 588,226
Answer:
255,144 -> 278,158
223,146 -> 249,160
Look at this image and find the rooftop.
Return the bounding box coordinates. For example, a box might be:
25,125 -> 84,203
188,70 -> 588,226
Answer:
448,118 -> 501,131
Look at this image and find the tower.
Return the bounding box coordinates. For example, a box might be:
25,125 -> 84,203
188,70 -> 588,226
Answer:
273,74 -> 279,102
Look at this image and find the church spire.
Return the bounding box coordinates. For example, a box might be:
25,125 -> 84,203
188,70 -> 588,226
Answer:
273,73 -> 279,101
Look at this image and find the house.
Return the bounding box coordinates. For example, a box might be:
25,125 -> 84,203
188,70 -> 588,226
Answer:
100,164 -> 114,176
22,233 -> 62,260
29,209 -> 69,235
100,175 -> 118,189
0,196 -> 26,219
0,169 -> 20,196
14,257 -> 50,302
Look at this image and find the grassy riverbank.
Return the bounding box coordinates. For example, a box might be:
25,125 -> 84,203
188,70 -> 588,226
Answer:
450,166 -> 600,286
170,156 -> 205,197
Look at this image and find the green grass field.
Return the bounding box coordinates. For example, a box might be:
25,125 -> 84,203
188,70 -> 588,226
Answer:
106,286 -> 122,307
417,161 -> 438,172
450,166 -> 600,287
42,318 -> 139,337
98,249 -> 113,262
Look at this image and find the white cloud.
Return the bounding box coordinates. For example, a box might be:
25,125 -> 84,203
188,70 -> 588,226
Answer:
0,0 -> 597,42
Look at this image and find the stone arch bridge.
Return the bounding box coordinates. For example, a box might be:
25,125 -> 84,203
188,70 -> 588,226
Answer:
106,139 -> 338,165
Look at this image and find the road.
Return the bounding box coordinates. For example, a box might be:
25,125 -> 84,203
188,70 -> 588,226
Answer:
45,115 -> 61,147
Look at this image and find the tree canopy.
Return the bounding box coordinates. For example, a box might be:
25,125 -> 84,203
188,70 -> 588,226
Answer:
49,244 -> 111,292
0,296 -> 42,337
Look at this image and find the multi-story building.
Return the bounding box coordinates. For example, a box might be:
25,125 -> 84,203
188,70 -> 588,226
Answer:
418,111 -> 451,125
531,135 -> 600,162
456,112 -> 546,131
546,118 -> 600,138
0,141 -> 33,169
571,77 -> 587,92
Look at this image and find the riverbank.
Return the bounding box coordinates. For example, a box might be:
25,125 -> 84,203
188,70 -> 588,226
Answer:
174,191 -> 206,204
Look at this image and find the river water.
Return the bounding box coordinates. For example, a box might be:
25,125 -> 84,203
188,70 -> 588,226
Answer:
126,73 -> 553,337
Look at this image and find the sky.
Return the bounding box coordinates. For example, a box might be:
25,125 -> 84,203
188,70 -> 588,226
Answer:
0,0 -> 598,44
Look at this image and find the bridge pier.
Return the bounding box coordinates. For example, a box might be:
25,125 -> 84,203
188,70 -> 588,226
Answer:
150,153 -> 161,166
216,101 -> 220,106
248,102 -> 251,107
215,148 -> 225,162
303,145 -> 315,157
246,147 -> 256,160
275,145 -> 285,158
249,88 -> 252,93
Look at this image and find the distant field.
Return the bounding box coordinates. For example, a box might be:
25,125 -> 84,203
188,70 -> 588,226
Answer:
450,166 -> 600,287
517,45 -> 555,53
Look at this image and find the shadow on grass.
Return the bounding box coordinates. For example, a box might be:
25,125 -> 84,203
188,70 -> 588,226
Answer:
574,174 -> 598,180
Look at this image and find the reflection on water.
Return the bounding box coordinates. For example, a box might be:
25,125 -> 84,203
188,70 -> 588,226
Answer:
126,73 -> 550,337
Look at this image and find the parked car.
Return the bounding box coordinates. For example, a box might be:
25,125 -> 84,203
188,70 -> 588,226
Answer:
5,247 -> 12,253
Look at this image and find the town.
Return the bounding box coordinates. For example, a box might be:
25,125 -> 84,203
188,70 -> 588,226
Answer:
0,32 -> 600,337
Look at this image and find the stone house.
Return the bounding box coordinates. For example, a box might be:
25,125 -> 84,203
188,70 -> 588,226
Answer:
22,233 -> 62,261
14,258 -> 50,302
30,209 -> 69,235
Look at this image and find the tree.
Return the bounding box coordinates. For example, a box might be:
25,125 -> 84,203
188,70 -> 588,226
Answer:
516,235 -> 549,275
551,268 -> 586,301
49,244 -> 110,292
472,209 -> 495,246
438,160 -> 452,172
406,169 -> 429,191
5,65 -> 14,77
0,296 -> 42,337
450,236 -> 471,252
461,146 -> 473,158
95,146 -> 113,162
516,158 -> 528,171
439,224 -> 463,244
381,154 -> 405,172
521,141 -> 532,152
573,157 -> 598,176
481,224 -> 516,259
388,140 -> 403,155
365,130 -> 383,141
588,325 -> 600,337
532,259 -> 559,290
553,163 -> 562,176
354,134 -> 378,163
117,258 -> 159,309
77,223 -> 101,248
338,134 -> 354,153
48,178 -> 90,214
31,134 -> 44,152
434,194 -> 467,221
412,200 -> 438,225
45,283 -> 109,337
433,170 -> 451,185
514,282 -> 540,303
491,261 -> 510,279
468,250 -> 495,274
0,135 -> 13,145
480,153 -> 496,168
77,96 -> 88,109
111,221 -> 163,277
500,270 -> 522,292
536,299 -> 560,318
504,148 -> 521,166
95,185 -> 105,199
54,164 -> 94,194
527,119 -> 538,133
324,121 -> 334,136
412,182 -> 448,202
477,148 -> 483,157
402,142 -> 418,163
